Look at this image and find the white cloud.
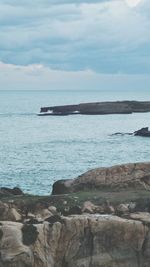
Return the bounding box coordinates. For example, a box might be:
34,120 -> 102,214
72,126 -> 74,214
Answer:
0,61 -> 150,91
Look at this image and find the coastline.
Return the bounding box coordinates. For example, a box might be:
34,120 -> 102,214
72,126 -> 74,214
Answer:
1,162 -> 150,266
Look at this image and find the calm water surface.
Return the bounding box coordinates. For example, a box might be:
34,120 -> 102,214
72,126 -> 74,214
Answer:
0,89 -> 150,195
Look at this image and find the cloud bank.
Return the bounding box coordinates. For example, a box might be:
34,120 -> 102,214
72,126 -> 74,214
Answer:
0,61 -> 150,91
0,0 -> 149,89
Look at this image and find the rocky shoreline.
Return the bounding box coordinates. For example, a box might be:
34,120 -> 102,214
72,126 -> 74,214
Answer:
39,101 -> 150,116
1,162 -> 150,267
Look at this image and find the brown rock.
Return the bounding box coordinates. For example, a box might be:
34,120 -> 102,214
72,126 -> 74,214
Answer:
52,162 -> 150,194
0,215 -> 150,267
0,202 -> 21,222
82,201 -> 99,214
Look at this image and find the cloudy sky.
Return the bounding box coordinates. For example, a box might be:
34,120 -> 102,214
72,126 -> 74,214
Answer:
0,0 -> 150,90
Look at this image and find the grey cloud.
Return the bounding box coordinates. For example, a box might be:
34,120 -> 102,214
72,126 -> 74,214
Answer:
0,0 -> 150,74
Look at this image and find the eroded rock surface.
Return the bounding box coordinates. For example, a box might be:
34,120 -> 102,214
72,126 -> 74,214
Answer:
52,162 -> 150,194
0,215 -> 150,267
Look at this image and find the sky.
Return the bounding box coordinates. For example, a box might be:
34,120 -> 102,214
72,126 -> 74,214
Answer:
0,0 -> 150,90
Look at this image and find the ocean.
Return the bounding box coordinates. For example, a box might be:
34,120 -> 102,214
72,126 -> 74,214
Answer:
0,89 -> 150,195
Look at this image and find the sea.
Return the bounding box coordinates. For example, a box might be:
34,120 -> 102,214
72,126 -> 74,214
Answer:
0,89 -> 150,195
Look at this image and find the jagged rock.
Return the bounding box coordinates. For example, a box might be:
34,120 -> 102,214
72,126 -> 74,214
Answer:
0,221 -> 34,267
52,162 -> 150,194
134,127 -> 150,137
0,215 -> 150,267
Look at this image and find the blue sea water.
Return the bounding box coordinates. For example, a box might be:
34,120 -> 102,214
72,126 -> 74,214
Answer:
0,89 -> 150,195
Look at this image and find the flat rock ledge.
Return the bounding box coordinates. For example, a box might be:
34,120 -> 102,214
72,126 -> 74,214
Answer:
52,162 -> 150,194
39,101 -> 150,116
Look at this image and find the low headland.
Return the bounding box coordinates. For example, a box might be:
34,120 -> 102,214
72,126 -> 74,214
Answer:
1,162 -> 150,267
39,100 -> 150,116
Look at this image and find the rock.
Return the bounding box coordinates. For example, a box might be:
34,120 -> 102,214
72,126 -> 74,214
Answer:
35,209 -> 53,220
82,201 -> 98,214
0,187 -> 23,196
116,204 -> 130,215
52,162 -> 150,194
0,215 -> 150,267
0,201 -> 9,220
0,202 -> 21,221
52,179 -> 73,195
48,206 -> 57,214
0,221 -> 34,267
7,208 -> 22,222
134,127 -> 150,137
129,212 -> 150,224
39,101 -> 150,116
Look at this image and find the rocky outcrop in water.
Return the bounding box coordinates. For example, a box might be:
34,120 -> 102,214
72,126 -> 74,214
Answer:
112,127 -> 150,137
39,101 -> 150,116
52,162 -> 150,194
134,127 -> 150,137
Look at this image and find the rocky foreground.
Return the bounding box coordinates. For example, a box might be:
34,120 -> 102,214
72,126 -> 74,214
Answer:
39,101 -> 150,115
1,162 -> 150,267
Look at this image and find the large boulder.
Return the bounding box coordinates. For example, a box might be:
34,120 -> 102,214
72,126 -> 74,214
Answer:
0,214 -> 150,267
52,162 -> 150,194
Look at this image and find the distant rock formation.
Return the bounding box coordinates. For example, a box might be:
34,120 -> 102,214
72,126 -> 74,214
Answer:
112,127 -> 150,137
52,162 -> 150,194
38,101 -> 150,116
134,127 -> 150,137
